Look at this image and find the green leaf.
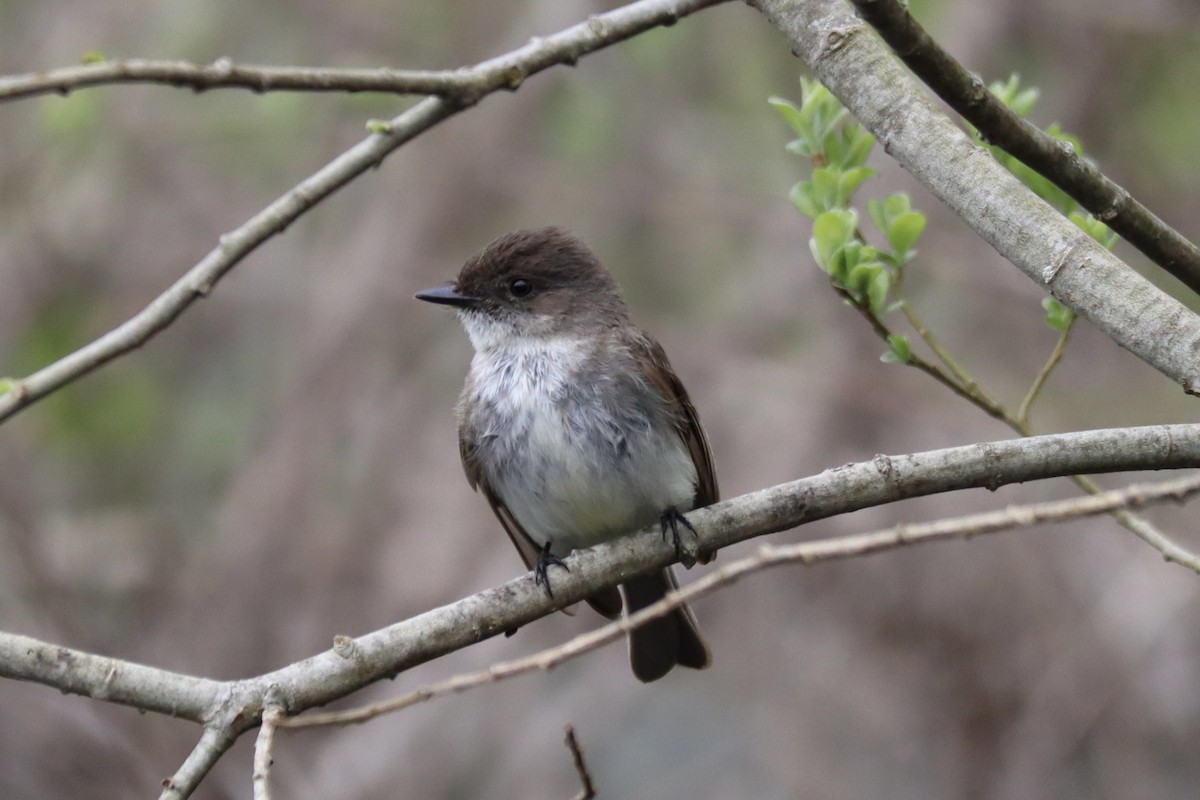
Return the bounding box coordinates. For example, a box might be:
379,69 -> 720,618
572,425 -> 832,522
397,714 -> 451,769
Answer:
867,268 -> 891,315
867,197 -> 887,235
768,96 -> 807,137
886,210 -> 927,260
866,193 -> 925,265
789,181 -> 820,219
868,193 -> 910,232
841,239 -> 864,266
820,122 -> 876,171
843,124 -> 876,168
884,193 -> 910,216
0,377 -> 13,396
784,139 -> 809,156
1041,297 -> 1075,333
845,263 -> 871,294
846,259 -> 886,299
776,79 -> 875,187
882,334 -> 912,364
835,166 -> 876,206
809,166 -> 838,194
797,79 -> 849,151
810,209 -> 858,275
990,74 -> 1039,117
822,128 -> 846,166
799,76 -> 826,102
365,119 -> 394,134
80,51 -> 107,64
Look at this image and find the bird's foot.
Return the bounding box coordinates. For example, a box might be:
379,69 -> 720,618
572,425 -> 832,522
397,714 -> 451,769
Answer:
660,506 -> 702,568
533,541 -> 569,597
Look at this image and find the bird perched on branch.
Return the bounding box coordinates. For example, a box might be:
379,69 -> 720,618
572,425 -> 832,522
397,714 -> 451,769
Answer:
416,227 -> 717,682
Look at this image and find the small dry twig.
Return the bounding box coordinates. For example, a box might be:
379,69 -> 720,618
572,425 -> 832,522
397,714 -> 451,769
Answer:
565,725 -> 597,800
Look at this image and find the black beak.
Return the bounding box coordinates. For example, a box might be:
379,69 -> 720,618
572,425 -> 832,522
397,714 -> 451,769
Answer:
414,283 -> 479,308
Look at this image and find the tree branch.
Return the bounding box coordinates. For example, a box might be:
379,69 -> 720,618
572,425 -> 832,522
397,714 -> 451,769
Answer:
751,0 -> 1200,394
0,632 -> 222,721
564,725 -> 597,800
847,0 -> 1200,295
159,725 -> 238,800
3,424 -> 1199,716
2,425 -> 1198,796
251,705 -> 286,800
0,59 -> 479,102
0,0 -> 731,426
279,470 -> 1200,732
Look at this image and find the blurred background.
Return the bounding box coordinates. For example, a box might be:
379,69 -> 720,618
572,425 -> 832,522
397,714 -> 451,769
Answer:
2,0 -> 1200,797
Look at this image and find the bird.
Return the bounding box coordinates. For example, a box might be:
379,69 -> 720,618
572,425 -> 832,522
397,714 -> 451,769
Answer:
416,227 -> 716,682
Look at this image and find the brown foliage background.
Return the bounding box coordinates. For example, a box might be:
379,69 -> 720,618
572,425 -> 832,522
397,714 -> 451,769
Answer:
2,0 -> 1200,797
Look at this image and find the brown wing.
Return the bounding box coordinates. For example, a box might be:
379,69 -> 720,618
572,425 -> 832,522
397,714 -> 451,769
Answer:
630,331 -> 719,565
459,427 -> 542,570
459,424 -> 623,619
632,333 -> 719,508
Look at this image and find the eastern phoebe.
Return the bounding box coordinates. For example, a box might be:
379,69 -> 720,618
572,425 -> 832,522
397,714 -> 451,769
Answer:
416,227 -> 716,682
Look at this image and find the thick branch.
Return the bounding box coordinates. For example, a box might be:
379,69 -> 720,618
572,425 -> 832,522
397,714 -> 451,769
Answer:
0,0 -> 731,425
4,424 -> 1200,722
282,471 -> 1200,730
848,0 -> 1200,295
0,424 -> 1197,798
752,0 -> 1200,393
181,425 -> 1200,720
0,633 -> 221,721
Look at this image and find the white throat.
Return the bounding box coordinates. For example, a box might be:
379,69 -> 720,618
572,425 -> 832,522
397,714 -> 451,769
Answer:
458,308 -> 568,353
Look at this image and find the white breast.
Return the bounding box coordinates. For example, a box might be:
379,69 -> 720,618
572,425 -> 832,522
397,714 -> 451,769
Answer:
462,337 -> 696,555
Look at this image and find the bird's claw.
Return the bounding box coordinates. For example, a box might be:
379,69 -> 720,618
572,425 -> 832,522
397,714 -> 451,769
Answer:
660,507 -> 701,568
533,541 -> 568,597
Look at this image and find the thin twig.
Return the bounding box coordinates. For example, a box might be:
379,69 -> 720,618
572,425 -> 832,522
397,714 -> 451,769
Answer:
280,472 -> 1200,731
564,725 -> 597,800
898,299 -> 977,391
834,285 -> 1008,420
1017,315 -> 1076,424
882,300 -> 1184,562
847,0 -> 1200,295
1067,473 -> 1200,572
0,59 -> 478,102
844,229 -> 988,401
252,705 -> 286,800
0,0 -> 731,426
836,278 -> 1189,564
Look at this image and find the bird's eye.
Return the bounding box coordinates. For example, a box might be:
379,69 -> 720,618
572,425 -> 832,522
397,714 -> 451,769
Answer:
509,278 -> 532,297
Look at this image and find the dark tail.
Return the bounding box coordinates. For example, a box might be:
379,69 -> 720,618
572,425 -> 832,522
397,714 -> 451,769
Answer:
620,567 -> 711,683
